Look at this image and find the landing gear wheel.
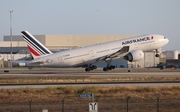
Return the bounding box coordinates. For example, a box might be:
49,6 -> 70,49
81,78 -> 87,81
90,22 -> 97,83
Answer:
103,65 -> 116,71
110,65 -> 115,69
155,49 -> 160,57
103,58 -> 116,71
103,67 -> 108,71
85,65 -> 97,72
85,68 -> 90,72
155,54 -> 160,57
91,65 -> 97,70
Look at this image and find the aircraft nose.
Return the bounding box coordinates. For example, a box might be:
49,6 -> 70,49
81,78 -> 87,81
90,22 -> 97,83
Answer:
166,38 -> 169,44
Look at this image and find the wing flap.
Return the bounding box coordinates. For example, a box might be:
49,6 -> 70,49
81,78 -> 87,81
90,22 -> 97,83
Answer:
97,46 -> 129,61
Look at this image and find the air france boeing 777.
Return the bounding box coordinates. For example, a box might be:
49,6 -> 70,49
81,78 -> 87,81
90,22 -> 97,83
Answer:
16,31 -> 169,71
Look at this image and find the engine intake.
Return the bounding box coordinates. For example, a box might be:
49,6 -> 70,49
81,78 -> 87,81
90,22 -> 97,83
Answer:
124,50 -> 144,62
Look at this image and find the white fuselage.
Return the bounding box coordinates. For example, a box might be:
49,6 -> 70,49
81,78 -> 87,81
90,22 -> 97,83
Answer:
26,34 -> 169,67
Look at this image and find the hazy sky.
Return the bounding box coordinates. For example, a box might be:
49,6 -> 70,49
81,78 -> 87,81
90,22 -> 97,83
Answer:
0,0 -> 180,50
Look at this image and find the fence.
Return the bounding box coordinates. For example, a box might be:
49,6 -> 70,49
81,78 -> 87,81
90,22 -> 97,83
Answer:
0,96 -> 179,112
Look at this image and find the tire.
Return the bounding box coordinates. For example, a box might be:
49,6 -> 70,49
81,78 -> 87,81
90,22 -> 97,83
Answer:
155,54 -> 160,57
85,68 -> 90,72
103,67 -> 108,71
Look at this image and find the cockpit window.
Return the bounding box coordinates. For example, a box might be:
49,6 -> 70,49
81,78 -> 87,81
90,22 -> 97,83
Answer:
164,37 -> 167,39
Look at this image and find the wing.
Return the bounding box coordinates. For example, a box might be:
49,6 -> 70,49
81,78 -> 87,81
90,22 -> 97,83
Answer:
97,46 -> 129,61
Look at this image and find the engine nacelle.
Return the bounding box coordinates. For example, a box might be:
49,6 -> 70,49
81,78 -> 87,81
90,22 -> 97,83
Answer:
124,50 -> 144,62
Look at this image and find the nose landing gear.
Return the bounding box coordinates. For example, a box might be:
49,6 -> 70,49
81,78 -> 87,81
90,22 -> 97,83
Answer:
155,54 -> 160,57
155,49 -> 160,57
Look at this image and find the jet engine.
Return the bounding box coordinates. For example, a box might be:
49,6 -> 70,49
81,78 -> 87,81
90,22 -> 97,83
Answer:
123,50 -> 144,62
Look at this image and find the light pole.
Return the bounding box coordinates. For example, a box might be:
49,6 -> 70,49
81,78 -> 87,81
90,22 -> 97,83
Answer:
10,10 -> 13,61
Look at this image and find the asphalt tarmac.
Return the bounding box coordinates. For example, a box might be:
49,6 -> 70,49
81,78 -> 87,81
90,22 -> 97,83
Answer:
0,67 -> 179,78
0,67 -> 179,89
0,72 -> 180,78
0,81 -> 180,89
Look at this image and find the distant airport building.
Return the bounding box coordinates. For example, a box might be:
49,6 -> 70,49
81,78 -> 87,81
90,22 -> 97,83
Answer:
160,50 -> 180,68
0,34 -> 179,68
3,34 -> 137,52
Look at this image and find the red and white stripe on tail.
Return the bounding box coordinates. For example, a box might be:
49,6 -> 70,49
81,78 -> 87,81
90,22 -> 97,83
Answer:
21,31 -> 53,59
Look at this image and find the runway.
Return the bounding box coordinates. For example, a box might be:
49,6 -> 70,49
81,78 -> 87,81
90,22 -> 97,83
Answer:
0,71 -> 180,78
0,81 -> 180,89
1,67 -> 180,75
0,68 -> 179,89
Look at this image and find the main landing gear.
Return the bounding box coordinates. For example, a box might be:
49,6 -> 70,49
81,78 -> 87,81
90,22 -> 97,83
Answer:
103,59 -> 116,71
85,65 -> 97,72
103,64 -> 115,71
85,58 -> 116,72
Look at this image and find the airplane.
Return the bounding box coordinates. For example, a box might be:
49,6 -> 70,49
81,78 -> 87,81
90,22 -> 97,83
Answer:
14,31 -> 169,71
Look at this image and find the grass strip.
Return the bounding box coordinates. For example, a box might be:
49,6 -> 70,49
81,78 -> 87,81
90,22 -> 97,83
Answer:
0,77 -> 179,84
